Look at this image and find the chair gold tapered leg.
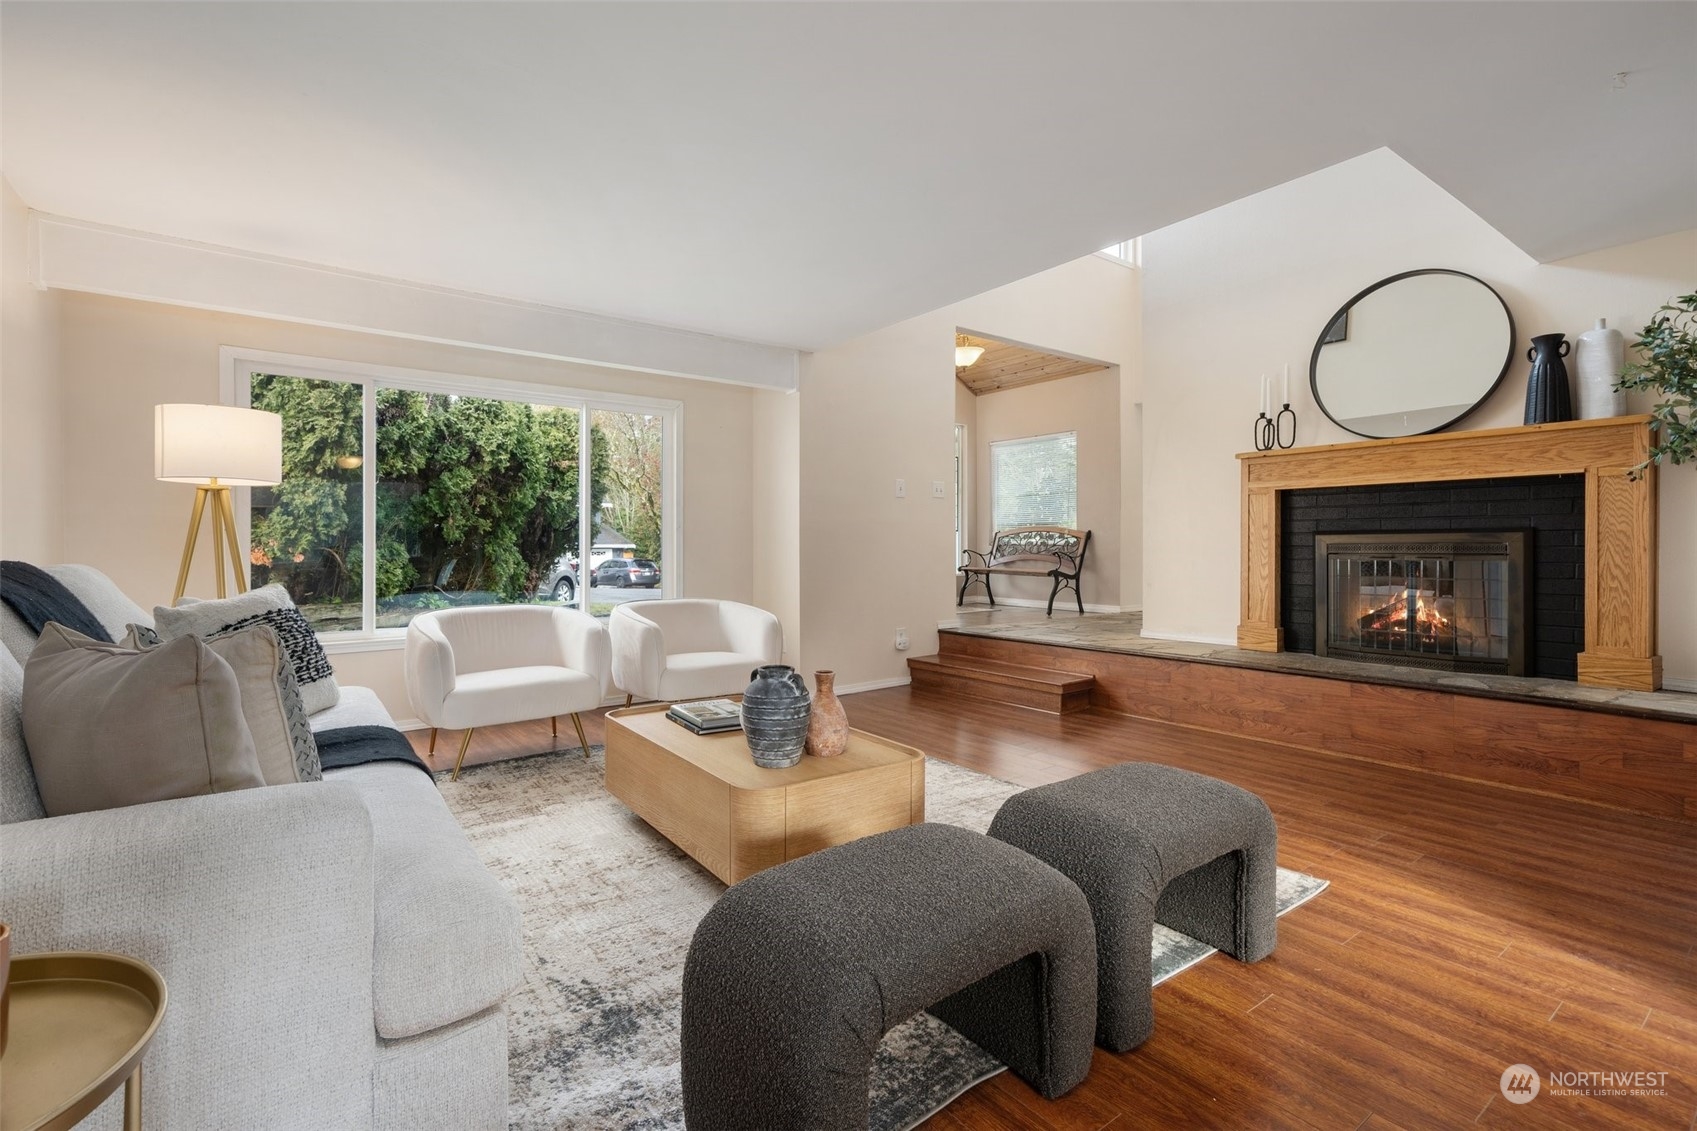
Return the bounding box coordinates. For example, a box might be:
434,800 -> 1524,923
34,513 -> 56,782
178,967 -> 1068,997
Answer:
571,712 -> 591,756
551,716 -> 558,739
450,728 -> 476,782
624,693 -> 633,708
428,728 -> 439,755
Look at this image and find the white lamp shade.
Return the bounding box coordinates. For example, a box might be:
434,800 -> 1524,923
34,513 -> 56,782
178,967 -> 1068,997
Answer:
955,345 -> 986,368
155,404 -> 283,486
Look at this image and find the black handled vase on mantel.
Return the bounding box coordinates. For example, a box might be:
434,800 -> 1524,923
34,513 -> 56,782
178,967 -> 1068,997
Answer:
1523,333 -> 1574,425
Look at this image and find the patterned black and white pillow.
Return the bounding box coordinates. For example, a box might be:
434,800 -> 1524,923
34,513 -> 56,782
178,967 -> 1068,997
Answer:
153,585 -> 341,714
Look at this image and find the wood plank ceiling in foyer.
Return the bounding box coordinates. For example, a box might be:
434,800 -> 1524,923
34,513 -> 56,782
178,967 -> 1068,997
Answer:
2,2 -> 1692,351
955,335 -> 1110,396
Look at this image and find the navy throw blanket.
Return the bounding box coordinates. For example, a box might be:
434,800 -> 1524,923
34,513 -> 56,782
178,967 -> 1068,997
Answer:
0,561 -> 113,643
314,725 -> 434,778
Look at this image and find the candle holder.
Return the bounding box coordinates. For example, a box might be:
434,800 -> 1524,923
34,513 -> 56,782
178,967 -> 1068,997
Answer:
1275,402 -> 1297,449
1253,412 -> 1276,452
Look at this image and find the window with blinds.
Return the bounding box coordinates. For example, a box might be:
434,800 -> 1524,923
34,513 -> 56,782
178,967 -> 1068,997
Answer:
991,431 -> 1077,529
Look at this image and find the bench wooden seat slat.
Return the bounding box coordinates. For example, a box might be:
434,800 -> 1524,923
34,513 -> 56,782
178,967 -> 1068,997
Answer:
958,525 -> 1092,616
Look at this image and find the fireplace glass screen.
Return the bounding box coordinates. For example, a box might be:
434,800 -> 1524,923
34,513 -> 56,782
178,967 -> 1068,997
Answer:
1315,532 -> 1527,675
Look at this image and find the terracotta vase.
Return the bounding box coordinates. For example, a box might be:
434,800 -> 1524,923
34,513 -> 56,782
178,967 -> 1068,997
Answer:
806,671 -> 849,758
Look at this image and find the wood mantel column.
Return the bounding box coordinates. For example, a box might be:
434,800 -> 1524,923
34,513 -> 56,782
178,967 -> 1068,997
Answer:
1237,463 -> 1283,652
1236,416 -> 1662,691
1578,451 -> 1660,691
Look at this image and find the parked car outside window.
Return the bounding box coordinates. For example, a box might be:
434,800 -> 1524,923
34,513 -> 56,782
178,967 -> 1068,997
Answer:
592,558 -> 661,588
535,556 -> 579,602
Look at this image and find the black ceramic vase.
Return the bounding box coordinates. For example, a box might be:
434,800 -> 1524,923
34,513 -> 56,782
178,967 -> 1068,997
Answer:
741,665 -> 811,768
1523,333 -> 1574,425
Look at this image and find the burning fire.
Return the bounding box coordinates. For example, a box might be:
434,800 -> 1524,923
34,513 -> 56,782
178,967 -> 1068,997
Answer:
1358,591 -> 1450,642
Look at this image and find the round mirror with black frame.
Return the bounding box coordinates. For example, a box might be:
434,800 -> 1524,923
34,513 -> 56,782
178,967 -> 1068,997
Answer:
1310,268 -> 1515,439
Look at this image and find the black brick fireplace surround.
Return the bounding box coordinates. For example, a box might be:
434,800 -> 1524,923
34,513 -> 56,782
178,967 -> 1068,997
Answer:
1279,475 -> 1585,680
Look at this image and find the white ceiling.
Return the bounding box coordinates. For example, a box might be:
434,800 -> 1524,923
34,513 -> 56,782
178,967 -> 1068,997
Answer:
3,2 -> 1692,352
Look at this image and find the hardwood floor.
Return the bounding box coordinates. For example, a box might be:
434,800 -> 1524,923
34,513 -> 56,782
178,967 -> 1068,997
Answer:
408,690 -> 1697,1129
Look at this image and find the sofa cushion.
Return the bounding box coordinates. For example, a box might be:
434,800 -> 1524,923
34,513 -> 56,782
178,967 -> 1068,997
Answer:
154,585 -> 341,714
22,624 -> 266,816
325,761 -> 524,1039
309,685 -> 396,733
1,649 -> 46,823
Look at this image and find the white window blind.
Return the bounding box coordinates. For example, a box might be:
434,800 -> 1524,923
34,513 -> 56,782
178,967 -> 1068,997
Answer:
991,432 -> 1077,529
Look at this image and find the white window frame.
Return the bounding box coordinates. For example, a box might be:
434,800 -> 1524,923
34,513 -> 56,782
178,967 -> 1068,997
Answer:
989,430 -> 1078,531
1096,238 -> 1141,268
220,346 -> 682,653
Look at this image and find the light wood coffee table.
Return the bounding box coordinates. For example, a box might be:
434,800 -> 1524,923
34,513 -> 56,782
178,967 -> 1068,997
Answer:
604,703 -> 925,884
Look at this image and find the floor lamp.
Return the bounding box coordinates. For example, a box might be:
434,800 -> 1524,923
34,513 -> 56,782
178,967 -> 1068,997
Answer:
155,404 -> 283,604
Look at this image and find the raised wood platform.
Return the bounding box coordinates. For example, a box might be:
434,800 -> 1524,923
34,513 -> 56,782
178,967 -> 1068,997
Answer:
907,653 -> 1095,715
937,629 -> 1697,821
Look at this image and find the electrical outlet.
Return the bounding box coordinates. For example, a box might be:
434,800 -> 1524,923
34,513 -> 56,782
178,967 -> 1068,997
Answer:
931,480 -> 946,499
894,478 -> 906,498
894,627 -> 909,651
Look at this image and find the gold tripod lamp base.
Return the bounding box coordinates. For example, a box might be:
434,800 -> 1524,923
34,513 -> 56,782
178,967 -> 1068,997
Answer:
172,479 -> 249,605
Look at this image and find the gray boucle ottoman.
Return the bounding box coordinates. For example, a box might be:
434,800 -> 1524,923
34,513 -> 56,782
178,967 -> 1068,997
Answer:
988,762 -> 1278,1052
680,822 -> 1097,1130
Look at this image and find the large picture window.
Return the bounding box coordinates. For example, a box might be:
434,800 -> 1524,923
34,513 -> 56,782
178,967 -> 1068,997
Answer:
991,431 -> 1077,530
232,351 -> 678,638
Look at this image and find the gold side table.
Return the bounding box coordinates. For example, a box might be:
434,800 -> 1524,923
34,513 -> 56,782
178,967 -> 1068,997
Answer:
0,952 -> 168,1131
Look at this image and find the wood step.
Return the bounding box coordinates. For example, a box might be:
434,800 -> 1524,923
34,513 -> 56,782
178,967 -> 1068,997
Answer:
906,654 -> 1094,715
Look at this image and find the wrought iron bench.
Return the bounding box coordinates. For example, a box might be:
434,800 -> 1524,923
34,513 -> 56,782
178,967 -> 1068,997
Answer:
958,526 -> 1092,616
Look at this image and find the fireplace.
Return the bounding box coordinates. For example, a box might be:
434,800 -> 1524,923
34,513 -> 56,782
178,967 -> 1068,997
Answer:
1315,532 -> 1528,675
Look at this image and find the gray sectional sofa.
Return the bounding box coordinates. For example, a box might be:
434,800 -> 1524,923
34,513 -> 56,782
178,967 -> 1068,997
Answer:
0,565 -> 523,1129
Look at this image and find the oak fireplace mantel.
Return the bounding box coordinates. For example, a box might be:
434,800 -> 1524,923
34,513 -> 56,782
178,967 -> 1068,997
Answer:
1237,415 -> 1660,691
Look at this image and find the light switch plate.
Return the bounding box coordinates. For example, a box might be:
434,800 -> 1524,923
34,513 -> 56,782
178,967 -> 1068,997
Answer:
895,478 -> 906,498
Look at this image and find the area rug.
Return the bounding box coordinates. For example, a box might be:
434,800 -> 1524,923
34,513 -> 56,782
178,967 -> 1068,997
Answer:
437,749 -> 1328,1131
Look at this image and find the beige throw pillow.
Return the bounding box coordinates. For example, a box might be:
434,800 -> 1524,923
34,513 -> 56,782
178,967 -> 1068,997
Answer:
125,623 -> 321,786
22,623 -> 265,817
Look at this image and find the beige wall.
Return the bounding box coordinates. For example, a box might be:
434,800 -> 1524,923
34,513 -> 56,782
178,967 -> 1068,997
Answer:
750,388 -> 801,665
796,254 -> 1139,688
1141,148 -> 1697,687
970,366 -> 1122,609
1,179 -> 63,561
50,291 -> 757,720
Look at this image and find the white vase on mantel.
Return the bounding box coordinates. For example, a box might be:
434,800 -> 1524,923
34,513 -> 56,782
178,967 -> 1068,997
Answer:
1575,318 -> 1627,420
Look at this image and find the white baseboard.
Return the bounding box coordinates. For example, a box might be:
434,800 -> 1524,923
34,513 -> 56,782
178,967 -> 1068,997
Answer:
836,676 -> 912,695
391,717 -> 427,732
1137,627 -> 1238,647
1662,676 -> 1697,694
956,597 -> 1123,614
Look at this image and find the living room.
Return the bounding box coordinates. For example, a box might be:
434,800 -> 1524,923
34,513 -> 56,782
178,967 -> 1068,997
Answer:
3,3 -> 1695,1130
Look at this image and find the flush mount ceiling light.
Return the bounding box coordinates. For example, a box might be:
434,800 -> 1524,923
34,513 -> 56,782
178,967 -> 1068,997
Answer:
955,334 -> 985,368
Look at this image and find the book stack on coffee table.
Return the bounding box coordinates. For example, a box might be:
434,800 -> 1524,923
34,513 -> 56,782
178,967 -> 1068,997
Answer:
666,698 -> 743,736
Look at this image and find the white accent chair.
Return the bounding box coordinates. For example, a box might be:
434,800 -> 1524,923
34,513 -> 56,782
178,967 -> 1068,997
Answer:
609,599 -> 784,705
405,605 -> 611,779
